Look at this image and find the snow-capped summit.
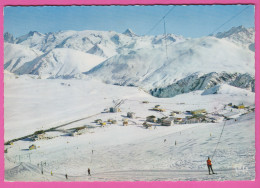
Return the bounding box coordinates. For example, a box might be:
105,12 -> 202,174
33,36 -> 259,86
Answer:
123,28 -> 138,37
215,25 -> 254,51
86,36 -> 254,90
4,32 -> 15,43
4,26 -> 255,94
216,25 -> 250,38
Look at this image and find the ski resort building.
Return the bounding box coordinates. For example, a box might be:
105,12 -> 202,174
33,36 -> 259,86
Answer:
174,117 -> 184,124
123,119 -> 128,126
127,112 -> 136,119
37,133 -> 45,140
185,117 -> 201,124
110,107 -> 121,113
161,117 -> 174,126
94,119 -> 102,124
108,119 -> 117,124
157,117 -> 168,123
170,112 -> 176,116
146,115 -> 157,123
172,111 -> 181,114
235,104 -> 245,109
101,122 -> 106,126
143,121 -> 152,129
191,109 -> 207,115
29,144 -> 36,150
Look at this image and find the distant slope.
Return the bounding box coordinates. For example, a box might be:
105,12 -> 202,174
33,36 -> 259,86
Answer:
4,43 -> 43,72
86,36 -> 254,89
4,26 -> 255,96
202,84 -> 254,96
215,25 -> 255,51
14,48 -> 105,79
150,72 -> 255,98
5,29 -> 185,58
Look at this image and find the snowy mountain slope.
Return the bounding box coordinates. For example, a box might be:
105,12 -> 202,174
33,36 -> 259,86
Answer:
201,83 -> 254,96
86,36 -> 254,90
6,29 -> 185,56
4,78 -> 255,181
4,26 -> 253,56
14,48 -> 105,79
4,32 -> 15,43
4,26 -> 255,96
150,72 -> 255,98
123,28 -> 138,37
4,43 -> 43,73
215,25 -> 255,51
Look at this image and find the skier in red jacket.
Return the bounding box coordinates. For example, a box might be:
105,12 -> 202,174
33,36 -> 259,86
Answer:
207,157 -> 215,175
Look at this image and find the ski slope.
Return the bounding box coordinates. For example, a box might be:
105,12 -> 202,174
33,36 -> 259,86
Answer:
4,77 -> 255,181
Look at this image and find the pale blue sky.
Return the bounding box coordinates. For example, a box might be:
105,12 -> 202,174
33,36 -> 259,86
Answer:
4,5 -> 255,38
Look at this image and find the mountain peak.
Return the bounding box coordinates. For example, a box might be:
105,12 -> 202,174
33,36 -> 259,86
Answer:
4,32 -> 15,43
123,28 -> 137,37
215,25 -> 253,38
28,31 -> 43,36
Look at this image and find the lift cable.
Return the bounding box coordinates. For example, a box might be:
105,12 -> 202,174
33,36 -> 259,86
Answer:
145,6 -> 176,35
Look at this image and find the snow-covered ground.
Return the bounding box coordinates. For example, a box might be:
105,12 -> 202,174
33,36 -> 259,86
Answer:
3,25 -> 255,181
4,77 -> 255,181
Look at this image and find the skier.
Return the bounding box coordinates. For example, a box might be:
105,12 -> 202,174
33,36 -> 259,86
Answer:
88,168 -> 91,176
51,171 -> 53,176
207,157 -> 215,175
65,174 -> 68,179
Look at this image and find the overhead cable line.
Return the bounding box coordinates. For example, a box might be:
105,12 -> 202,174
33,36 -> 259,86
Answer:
208,5 -> 251,36
211,120 -> 227,160
167,5 -> 251,47
163,18 -> 169,61
145,6 -> 176,35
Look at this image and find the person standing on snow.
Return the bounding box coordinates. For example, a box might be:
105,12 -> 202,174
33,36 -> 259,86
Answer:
88,168 -> 91,176
207,157 -> 215,175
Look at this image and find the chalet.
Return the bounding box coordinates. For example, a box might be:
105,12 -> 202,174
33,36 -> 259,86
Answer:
191,109 -> 207,115
172,111 -> 181,114
101,122 -> 107,126
185,118 -> 200,124
157,117 -> 168,123
237,104 -> 245,109
37,133 -> 45,140
143,121 -> 152,129
111,120 -> 117,124
127,112 -> 136,119
29,144 -> 36,150
107,119 -> 113,123
94,119 -> 102,124
174,117 -> 184,124
110,107 -> 121,113
161,117 -> 174,126
107,119 -> 117,124
75,127 -> 87,134
69,132 -> 77,137
170,112 -> 176,116
146,115 -> 157,123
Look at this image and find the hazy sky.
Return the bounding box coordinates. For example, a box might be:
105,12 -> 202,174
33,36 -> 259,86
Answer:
4,5 -> 255,38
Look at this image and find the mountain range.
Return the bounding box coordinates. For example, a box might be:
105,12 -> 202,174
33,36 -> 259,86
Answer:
4,26 -> 255,97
